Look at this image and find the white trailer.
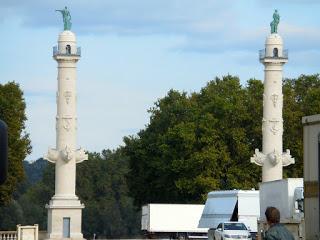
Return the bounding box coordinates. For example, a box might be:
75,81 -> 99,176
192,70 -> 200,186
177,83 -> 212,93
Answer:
198,190 -> 260,233
141,204 -> 208,239
302,114 -> 320,240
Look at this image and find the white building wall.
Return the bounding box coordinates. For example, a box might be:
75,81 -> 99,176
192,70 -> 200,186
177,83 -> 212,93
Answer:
302,114 -> 320,240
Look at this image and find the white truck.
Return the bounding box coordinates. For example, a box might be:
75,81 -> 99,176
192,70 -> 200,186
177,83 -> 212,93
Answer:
141,204 -> 208,239
257,178 -> 305,240
198,190 -> 260,237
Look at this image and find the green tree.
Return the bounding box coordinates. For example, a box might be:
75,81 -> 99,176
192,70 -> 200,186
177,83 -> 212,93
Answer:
0,82 -> 31,205
0,160 -> 51,230
124,90 -> 199,205
124,76 -> 263,206
0,200 -> 24,230
19,163 -> 55,229
77,150 -> 140,238
283,74 -> 320,177
125,75 -> 320,206
195,76 -> 261,190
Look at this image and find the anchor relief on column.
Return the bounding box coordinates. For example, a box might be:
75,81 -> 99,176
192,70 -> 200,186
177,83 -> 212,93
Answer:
270,93 -> 283,108
262,117 -> 283,136
55,115 -> 74,132
269,118 -> 281,135
271,94 -> 278,107
262,118 -> 283,135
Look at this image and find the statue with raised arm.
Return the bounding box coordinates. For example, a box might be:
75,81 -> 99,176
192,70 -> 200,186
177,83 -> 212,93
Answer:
56,6 -> 72,30
270,10 -> 280,34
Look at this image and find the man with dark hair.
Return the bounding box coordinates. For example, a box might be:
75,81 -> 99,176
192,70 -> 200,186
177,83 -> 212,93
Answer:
264,207 -> 294,240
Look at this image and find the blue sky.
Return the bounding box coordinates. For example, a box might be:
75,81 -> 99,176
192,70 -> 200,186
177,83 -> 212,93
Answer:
0,0 -> 319,161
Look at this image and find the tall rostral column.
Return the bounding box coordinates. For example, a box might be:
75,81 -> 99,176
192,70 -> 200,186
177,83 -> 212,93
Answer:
251,10 -> 294,182
44,7 -> 87,240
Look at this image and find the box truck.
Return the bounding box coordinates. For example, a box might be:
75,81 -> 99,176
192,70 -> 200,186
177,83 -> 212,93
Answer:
198,190 -> 260,237
141,204 -> 208,239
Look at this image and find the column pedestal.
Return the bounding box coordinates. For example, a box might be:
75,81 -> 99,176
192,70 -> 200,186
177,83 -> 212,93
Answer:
46,196 -> 85,240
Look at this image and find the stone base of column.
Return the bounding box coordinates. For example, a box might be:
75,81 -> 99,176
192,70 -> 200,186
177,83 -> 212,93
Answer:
45,195 -> 85,240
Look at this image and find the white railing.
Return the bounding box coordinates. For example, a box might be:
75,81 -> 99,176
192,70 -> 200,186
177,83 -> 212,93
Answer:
259,49 -> 288,60
0,231 -> 17,240
53,46 -> 81,57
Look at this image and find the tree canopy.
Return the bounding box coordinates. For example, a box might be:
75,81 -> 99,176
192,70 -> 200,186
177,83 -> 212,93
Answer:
0,82 -> 31,205
125,74 -> 320,206
77,149 -> 140,238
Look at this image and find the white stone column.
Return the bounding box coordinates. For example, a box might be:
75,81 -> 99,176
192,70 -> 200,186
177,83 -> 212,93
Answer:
251,33 -> 294,182
44,30 -> 87,240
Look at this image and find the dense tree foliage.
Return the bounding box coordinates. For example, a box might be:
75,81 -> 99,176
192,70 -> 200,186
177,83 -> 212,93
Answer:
0,159 -> 53,230
124,75 -> 263,205
77,150 -> 140,238
23,159 -> 48,185
0,82 -> 31,205
283,74 -> 320,177
125,74 -> 320,206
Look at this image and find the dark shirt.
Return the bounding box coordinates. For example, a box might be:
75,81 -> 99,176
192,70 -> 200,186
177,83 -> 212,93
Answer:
264,223 -> 294,240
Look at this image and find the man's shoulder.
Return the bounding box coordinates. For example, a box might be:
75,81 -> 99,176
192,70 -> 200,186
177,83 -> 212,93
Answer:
265,229 -> 278,240
265,224 -> 294,240
265,226 -> 279,239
